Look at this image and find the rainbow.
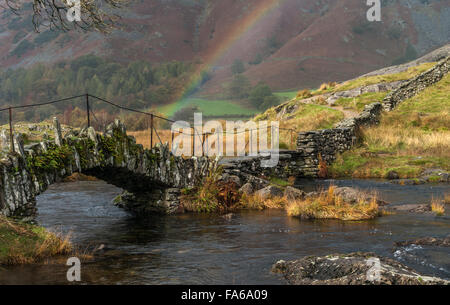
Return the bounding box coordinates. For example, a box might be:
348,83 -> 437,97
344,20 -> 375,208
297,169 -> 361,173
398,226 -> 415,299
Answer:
163,0 -> 283,116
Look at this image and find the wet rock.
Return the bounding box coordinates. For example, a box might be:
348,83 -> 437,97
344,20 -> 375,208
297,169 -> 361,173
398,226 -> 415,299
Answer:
388,204 -> 431,213
284,186 -> 305,200
419,168 -> 449,183
254,185 -> 284,200
395,236 -> 450,248
220,173 -> 241,187
391,179 -> 426,185
239,183 -> 254,195
333,187 -> 388,206
386,170 -> 399,180
271,252 -> 449,285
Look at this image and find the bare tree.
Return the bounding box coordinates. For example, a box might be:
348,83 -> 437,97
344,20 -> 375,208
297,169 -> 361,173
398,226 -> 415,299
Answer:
2,0 -> 128,33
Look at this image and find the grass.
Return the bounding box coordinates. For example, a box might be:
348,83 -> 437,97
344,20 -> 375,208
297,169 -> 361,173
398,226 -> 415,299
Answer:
316,62 -> 437,95
180,166 -> 241,213
444,193 -> 450,205
273,90 -> 299,101
157,97 -> 258,118
334,92 -> 387,112
286,186 -> 380,221
270,176 -> 295,187
0,216 -> 72,265
329,72 -> 450,179
431,198 -> 445,216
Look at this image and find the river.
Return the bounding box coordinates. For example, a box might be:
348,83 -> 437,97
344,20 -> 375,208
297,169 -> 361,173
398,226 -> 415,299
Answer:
0,179 -> 448,284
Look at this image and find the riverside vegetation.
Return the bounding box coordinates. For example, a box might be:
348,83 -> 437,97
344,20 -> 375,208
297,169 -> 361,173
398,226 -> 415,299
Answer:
180,166 -> 382,221
0,215 -> 72,265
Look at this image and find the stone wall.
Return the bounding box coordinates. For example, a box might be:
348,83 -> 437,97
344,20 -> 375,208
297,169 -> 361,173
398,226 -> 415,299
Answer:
383,56 -> 450,111
295,56 -> 449,177
0,119 -> 214,217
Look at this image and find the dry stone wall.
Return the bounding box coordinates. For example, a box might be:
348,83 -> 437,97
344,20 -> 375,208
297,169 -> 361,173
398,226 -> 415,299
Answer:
295,56 -> 449,177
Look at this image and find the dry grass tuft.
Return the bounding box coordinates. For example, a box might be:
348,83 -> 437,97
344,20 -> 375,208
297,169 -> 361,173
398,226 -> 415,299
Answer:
286,186 -> 380,220
296,89 -> 313,99
444,193 -> 450,205
0,216 -> 73,265
431,198 -> 445,216
238,193 -> 287,210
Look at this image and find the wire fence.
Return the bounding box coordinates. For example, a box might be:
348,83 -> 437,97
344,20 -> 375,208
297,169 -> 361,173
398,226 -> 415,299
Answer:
0,93 -> 298,156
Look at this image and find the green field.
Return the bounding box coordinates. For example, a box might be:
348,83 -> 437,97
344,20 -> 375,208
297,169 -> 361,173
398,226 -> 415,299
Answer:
273,90 -> 298,101
157,97 -> 259,118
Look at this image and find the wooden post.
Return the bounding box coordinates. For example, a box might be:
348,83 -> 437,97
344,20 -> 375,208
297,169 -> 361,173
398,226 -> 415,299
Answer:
86,94 -> 90,128
202,133 -> 205,156
9,107 -> 14,153
150,114 -> 154,148
191,128 -> 195,156
171,131 -> 174,151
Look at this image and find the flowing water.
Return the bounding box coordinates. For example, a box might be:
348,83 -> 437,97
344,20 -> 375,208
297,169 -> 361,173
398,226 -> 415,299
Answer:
0,179 -> 449,284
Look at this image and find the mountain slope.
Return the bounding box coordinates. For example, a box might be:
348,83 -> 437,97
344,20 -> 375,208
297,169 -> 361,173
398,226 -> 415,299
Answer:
0,0 -> 449,97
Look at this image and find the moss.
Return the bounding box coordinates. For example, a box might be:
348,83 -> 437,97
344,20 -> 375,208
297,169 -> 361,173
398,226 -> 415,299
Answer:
28,143 -> 73,172
0,216 -> 72,265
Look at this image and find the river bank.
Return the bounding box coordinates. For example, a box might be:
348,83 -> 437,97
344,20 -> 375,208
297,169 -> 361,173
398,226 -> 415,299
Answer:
0,215 -> 72,265
0,179 -> 448,284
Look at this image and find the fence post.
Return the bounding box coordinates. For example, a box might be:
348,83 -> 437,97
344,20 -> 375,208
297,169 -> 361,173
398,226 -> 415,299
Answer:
86,94 -> 90,128
202,133 -> 205,156
9,107 -> 14,153
150,114 -> 154,149
191,128 -> 194,156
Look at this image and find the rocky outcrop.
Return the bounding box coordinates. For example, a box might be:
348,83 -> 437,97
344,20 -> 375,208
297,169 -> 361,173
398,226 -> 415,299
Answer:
272,252 -> 449,285
0,119 -> 215,217
395,236 -> 450,248
326,81 -> 404,105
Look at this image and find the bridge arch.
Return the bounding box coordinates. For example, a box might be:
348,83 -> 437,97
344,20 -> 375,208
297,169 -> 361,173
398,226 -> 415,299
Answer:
0,119 -> 213,217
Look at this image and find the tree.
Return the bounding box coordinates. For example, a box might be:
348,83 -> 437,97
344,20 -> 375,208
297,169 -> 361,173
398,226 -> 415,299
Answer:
231,59 -> 245,75
172,105 -> 200,122
228,74 -> 251,99
249,82 -> 272,108
3,0 -> 128,33
260,95 -> 279,110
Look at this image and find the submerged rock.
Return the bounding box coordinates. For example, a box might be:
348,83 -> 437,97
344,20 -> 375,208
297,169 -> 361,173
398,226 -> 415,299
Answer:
395,236 -> 450,248
272,252 -> 449,285
388,204 -> 431,213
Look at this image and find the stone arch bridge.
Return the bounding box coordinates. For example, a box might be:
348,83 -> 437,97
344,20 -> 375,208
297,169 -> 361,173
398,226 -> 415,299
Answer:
0,119 -> 213,217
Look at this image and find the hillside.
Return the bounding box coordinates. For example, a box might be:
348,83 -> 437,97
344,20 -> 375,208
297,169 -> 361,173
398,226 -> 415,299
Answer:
0,0 -> 449,100
254,47 -> 449,179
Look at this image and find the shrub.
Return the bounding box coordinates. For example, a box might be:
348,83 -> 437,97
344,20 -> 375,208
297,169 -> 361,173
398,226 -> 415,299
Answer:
286,186 -> 380,220
296,89 -> 312,99
431,198 -> 445,216
180,167 -> 241,213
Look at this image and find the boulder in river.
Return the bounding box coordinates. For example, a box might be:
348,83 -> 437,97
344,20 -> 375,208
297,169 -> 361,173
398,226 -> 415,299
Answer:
254,185 -> 284,200
284,186 -> 305,200
271,252 -> 449,285
395,236 -> 450,248
333,187 -> 388,206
